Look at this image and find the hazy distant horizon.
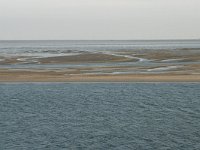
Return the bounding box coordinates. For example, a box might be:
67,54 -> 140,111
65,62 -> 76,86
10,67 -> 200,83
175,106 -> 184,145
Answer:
0,39 -> 200,41
0,0 -> 200,40
1,38 -> 200,42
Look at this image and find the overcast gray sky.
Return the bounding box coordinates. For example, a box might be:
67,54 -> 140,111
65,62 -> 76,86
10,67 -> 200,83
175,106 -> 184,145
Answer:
0,0 -> 200,40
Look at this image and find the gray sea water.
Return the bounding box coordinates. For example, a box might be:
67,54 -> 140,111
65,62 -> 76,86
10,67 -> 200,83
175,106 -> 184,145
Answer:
0,83 -> 200,150
1,40 -> 200,55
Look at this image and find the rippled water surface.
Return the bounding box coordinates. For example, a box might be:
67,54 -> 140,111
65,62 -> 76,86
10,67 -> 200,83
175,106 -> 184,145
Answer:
1,40 -> 200,55
0,83 -> 200,149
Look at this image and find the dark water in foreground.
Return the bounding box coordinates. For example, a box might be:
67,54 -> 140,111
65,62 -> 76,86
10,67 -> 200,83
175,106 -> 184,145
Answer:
0,83 -> 200,150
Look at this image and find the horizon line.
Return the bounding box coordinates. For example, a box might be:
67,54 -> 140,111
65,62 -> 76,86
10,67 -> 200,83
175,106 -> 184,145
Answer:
0,38 -> 200,41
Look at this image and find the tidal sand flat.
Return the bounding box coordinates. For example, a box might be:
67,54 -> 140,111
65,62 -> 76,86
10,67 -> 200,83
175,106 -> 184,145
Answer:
0,40 -> 200,82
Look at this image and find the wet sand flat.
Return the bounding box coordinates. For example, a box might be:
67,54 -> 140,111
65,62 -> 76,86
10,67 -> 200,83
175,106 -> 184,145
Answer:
0,49 -> 200,82
38,53 -> 135,64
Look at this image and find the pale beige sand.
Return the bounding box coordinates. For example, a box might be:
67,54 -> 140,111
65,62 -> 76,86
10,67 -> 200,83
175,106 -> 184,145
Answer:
0,69 -> 200,82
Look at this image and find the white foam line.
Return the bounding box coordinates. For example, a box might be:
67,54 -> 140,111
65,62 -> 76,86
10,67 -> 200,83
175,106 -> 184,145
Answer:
132,56 -> 148,62
17,58 -> 27,61
1,52 -> 81,59
147,66 -> 180,72
101,51 -> 148,62
111,71 -> 136,74
31,53 -> 81,58
161,59 -> 183,62
82,71 -> 138,75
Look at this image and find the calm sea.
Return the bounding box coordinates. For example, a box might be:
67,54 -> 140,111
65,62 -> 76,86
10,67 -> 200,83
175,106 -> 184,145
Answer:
0,83 -> 200,149
0,40 -> 200,55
